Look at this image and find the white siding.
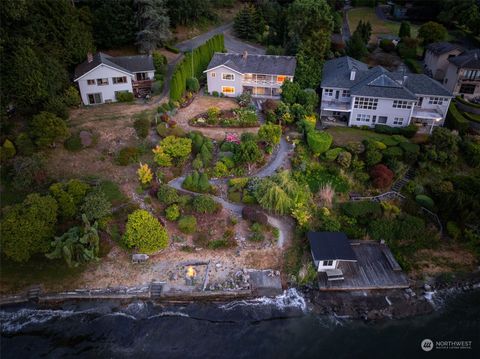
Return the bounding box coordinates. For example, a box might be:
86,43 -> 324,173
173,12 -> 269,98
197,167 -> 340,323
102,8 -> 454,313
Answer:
317,260 -> 338,272
76,64 -> 134,105
350,97 -> 414,127
206,66 -> 243,97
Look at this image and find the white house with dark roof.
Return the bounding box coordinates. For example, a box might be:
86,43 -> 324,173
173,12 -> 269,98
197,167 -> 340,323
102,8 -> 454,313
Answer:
204,52 -> 296,98
74,52 -> 155,105
320,56 -> 453,133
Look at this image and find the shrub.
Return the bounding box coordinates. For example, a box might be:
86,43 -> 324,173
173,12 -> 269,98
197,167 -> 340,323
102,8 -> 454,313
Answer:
336,151 -> 352,168
81,189 -> 111,221
63,86 -> 81,107
242,206 -> 268,225
64,132 -> 83,151
341,201 -> 382,220
324,148 -> 343,161
178,215 -> 197,234
379,39 -> 395,52
192,195 -> 218,214
446,103 -> 469,133
157,184 -> 180,205
383,146 -> 403,159
228,191 -> 242,202
370,164 -> 394,188
186,77 -> 200,92
212,160 -> 229,178
44,96 -> 69,119
237,92 -> 252,107
15,133 -> 35,156
404,58 -> 422,74
137,163 -> 153,185
1,139 -> 16,160
400,142 -> 420,162
374,124 -> 399,135
123,210 -> 169,253
117,147 -> 139,166
49,183 -> 76,220
116,91 -> 134,102
400,124 -> 418,138
365,149 -> 382,166
134,115 -> 151,138
212,91 -> 219,97
345,141 -> 365,154
156,123 -> 169,137
446,221 -> 461,240
307,130 -> 332,156
30,112 -> 69,148
415,194 -> 435,211
165,44 -> 180,53
165,204 -> 181,221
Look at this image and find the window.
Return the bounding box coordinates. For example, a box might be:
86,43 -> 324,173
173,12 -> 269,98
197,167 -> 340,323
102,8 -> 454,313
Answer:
96,78 -> 108,86
356,114 -> 371,122
221,86 -> 235,95
322,260 -> 333,266
342,90 -> 350,98
378,116 -> 388,124
392,100 -> 412,109
393,117 -> 404,125
136,72 -> 147,81
459,84 -> 476,94
87,79 -> 95,85
276,75 -> 286,83
354,97 -> 378,110
324,89 -> 333,96
112,76 -> 127,84
222,73 -> 235,81
87,93 -> 102,104
428,97 -> 445,105
463,70 -> 480,80
416,97 -> 423,106
211,72 -> 216,78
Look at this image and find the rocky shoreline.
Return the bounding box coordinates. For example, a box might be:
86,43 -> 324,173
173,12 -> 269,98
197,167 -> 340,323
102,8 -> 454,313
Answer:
301,270 -> 480,321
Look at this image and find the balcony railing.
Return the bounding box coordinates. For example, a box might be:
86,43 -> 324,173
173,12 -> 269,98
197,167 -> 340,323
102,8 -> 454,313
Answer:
412,106 -> 444,120
132,79 -> 154,88
242,79 -> 283,87
321,100 -> 352,111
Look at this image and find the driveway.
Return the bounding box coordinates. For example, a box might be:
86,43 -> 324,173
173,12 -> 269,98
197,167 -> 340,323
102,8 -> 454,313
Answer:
176,23 -> 234,52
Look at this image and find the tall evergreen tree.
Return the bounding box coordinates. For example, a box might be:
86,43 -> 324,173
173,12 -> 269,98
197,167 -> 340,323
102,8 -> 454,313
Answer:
398,21 -> 411,38
134,0 -> 171,54
346,31 -> 367,60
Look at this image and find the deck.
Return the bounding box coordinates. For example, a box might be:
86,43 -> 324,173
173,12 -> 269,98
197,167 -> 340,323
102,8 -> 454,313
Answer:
318,241 -> 410,291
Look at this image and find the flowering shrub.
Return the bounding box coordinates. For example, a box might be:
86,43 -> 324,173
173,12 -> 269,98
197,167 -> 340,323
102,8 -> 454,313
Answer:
226,133 -> 240,144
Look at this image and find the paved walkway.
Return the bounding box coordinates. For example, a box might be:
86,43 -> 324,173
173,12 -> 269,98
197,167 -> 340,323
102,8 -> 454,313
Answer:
167,136 -> 293,248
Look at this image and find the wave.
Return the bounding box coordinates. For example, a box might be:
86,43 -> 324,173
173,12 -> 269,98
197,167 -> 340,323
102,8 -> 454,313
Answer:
147,311 -> 190,319
220,288 -> 307,312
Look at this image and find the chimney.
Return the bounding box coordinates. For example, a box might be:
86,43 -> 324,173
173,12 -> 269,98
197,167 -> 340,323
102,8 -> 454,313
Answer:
87,52 -> 93,63
403,74 -> 408,84
350,68 -> 356,81
243,50 -> 248,61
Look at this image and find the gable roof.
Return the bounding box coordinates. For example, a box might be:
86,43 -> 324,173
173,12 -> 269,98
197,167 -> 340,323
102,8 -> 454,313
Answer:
448,49 -> 480,69
74,52 -> 155,80
321,56 -> 452,99
427,42 -> 463,56
308,232 -> 357,262
205,52 -> 296,76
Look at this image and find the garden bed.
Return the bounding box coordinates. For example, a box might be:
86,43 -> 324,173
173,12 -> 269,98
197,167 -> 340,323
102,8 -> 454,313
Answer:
189,107 -> 260,128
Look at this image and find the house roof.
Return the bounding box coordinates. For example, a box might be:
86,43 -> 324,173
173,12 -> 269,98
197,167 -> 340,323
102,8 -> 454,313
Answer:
308,232 -> 357,262
205,52 -> 297,76
448,49 -> 480,69
321,56 -> 452,99
74,52 -> 155,80
426,42 -> 463,56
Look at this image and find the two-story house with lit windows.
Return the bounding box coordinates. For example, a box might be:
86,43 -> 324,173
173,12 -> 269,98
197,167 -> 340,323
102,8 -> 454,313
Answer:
74,52 -> 155,105
320,57 -> 453,134
204,52 -> 296,98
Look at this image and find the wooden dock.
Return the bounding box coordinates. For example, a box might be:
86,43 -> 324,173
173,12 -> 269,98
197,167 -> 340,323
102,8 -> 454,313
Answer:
318,241 -> 410,291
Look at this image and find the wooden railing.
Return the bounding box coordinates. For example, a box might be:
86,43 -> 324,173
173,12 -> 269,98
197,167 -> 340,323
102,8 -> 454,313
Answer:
132,79 -> 154,87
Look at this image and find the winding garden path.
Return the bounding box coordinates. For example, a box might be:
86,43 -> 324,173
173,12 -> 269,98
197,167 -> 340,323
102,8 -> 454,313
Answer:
167,137 -> 294,248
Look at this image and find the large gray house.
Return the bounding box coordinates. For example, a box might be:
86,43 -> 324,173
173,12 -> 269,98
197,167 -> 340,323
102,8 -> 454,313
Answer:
320,56 -> 453,134
204,52 -> 296,98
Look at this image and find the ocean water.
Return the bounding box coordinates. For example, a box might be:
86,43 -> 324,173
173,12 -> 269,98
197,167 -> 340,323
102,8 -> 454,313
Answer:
1,288 -> 479,359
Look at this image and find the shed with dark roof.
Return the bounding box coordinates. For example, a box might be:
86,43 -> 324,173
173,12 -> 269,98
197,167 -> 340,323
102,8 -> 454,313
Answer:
308,232 -> 357,272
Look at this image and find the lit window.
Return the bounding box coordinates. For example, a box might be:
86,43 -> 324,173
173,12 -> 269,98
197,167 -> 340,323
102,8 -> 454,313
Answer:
356,114 -> 371,122
112,76 -> 127,84
277,75 -> 286,83
354,97 -> 378,110
221,86 -> 235,94
393,117 -> 404,125
392,100 -> 412,109
222,73 -> 235,81
87,79 -> 95,85
96,78 -> 109,86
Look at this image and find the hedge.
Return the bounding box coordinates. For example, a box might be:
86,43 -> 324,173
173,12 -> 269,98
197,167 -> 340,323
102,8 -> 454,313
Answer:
383,146 -> 404,159
324,147 -> 344,161
374,124 -> 417,138
116,91 -> 134,102
170,34 -> 224,101
415,194 -> 435,211
463,112 -> 480,123
446,103 -> 469,133
165,44 -> 180,54
404,58 -> 422,74
456,96 -> 480,109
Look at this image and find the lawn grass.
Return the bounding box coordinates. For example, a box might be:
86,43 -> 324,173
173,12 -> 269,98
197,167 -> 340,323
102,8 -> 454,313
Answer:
347,7 -> 419,43
98,180 -> 128,205
326,126 -> 392,146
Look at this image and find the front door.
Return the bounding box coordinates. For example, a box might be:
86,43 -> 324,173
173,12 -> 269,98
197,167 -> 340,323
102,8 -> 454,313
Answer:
335,90 -> 340,100
88,93 -> 102,105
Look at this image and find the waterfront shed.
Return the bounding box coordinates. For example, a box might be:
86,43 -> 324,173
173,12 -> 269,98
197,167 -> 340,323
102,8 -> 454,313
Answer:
308,232 -> 357,273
